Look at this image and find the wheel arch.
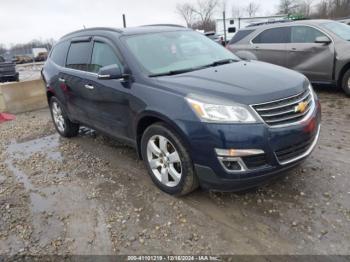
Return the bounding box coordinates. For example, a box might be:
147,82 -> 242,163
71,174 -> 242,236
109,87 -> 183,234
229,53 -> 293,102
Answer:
337,61 -> 350,88
135,111 -> 192,160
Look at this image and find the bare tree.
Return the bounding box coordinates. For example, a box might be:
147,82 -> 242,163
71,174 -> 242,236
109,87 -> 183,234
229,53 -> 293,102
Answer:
191,0 -> 219,31
313,0 -> 350,19
297,0 -> 314,17
0,44 -> 7,55
278,0 -> 300,14
176,3 -> 196,27
245,2 -> 260,17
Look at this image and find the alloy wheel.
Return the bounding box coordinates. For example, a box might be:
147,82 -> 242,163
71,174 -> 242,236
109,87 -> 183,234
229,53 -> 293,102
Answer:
146,135 -> 182,187
52,101 -> 65,133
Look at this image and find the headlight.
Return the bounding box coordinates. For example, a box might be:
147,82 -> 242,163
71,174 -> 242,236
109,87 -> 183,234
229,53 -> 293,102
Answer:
186,97 -> 257,123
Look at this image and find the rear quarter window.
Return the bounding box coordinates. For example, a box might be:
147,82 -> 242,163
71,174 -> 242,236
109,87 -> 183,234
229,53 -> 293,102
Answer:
229,30 -> 255,44
50,41 -> 69,67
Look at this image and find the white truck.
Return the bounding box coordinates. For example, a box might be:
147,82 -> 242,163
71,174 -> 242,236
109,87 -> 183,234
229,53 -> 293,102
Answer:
215,15 -> 287,42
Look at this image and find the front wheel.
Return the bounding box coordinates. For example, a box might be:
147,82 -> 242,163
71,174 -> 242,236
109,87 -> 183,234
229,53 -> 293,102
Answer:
141,122 -> 199,196
49,96 -> 79,137
341,69 -> 350,96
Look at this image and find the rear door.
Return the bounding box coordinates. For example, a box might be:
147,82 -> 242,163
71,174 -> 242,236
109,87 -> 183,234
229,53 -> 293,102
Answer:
286,26 -> 334,82
82,37 -> 132,139
60,38 -> 93,124
251,27 -> 290,67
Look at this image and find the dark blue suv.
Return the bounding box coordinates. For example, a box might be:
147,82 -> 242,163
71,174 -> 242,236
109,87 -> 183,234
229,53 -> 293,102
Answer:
42,25 -> 321,195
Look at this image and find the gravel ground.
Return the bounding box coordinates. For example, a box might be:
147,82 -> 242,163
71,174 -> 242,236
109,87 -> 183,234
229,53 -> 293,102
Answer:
0,86 -> 349,256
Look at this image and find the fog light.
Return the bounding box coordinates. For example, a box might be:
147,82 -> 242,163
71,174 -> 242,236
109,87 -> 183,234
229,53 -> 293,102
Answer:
222,160 -> 242,171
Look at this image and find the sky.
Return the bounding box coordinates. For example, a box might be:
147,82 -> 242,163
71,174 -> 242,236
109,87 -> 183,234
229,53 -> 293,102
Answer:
0,0 -> 280,46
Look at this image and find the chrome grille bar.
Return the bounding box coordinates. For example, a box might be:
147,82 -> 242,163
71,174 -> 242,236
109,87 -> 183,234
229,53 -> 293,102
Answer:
251,88 -> 313,127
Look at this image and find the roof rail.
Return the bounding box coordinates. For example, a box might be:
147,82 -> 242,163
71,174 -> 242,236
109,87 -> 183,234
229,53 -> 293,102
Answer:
61,27 -> 123,39
246,19 -> 292,27
141,24 -> 186,28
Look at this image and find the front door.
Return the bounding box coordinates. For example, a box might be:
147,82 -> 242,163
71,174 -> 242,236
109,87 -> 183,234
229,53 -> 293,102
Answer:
82,38 -> 133,140
286,26 -> 335,82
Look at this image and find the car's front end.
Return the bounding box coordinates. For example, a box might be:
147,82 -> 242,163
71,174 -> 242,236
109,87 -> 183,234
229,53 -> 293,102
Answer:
182,83 -> 321,191
122,27 -> 321,193
0,61 -> 19,82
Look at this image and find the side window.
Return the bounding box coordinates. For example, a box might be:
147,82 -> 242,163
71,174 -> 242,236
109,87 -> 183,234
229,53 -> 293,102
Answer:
291,26 -> 326,43
90,42 -> 121,73
229,30 -> 255,44
66,42 -> 91,71
252,27 -> 290,44
50,41 -> 69,66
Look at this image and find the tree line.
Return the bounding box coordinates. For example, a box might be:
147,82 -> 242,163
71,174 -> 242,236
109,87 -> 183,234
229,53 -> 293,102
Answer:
176,0 -> 350,31
0,39 -> 54,57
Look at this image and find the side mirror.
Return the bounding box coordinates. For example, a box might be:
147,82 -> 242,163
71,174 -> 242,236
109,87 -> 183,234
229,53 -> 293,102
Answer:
97,64 -> 126,80
315,36 -> 331,45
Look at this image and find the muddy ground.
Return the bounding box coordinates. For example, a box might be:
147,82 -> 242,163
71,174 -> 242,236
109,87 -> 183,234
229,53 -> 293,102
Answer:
0,86 -> 349,256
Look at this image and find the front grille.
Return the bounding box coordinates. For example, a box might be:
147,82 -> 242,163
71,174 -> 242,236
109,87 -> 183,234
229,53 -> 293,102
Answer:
242,154 -> 268,169
275,136 -> 314,163
252,89 -> 313,126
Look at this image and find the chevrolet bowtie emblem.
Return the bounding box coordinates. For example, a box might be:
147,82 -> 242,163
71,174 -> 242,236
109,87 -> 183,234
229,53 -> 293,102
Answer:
295,101 -> 308,113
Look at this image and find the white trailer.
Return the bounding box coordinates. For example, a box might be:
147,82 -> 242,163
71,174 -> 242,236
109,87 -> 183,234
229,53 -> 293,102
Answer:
215,15 -> 287,42
32,48 -> 48,60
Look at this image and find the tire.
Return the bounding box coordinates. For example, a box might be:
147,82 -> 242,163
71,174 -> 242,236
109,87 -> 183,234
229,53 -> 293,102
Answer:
49,96 -> 79,137
341,69 -> 350,96
141,122 -> 199,196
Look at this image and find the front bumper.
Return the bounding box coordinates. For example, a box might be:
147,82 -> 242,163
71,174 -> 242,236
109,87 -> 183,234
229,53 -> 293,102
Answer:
0,72 -> 19,81
178,99 -> 321,191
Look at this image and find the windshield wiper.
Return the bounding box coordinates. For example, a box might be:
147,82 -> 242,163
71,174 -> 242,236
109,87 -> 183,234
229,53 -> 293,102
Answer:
203,58 -> 238,68
149,58 -> 239,77
149,68 -> 198,77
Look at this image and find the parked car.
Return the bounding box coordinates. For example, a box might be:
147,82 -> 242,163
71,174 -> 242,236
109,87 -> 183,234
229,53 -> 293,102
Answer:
227,20 -> 350,96
0,55 -> 19,82
42,26 -> 321,195
339,19 -> 350,25
204,31 -> 224,45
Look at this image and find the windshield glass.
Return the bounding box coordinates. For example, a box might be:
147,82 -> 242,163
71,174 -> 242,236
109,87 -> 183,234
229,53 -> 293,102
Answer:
323,21 -> 350,40
123,30 -> 239,75
0,56 -> 5,62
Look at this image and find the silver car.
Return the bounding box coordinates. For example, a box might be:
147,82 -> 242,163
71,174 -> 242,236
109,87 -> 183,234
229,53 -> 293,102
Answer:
227,20 -> 350,96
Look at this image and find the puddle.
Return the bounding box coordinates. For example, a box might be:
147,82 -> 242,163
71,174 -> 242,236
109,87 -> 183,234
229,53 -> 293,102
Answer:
4,133 -> 114,254
7,134 -> 62,161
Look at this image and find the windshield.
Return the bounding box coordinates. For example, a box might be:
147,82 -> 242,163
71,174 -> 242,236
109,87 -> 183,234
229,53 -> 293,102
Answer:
0,56 -> 5,63
323,21 -> 350,41
123,30 -> 239,75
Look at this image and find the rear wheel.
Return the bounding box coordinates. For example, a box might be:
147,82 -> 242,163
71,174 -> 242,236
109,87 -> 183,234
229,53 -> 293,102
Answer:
49,96 -> 79,137
341,69 -> 350,96
141,122 -> 199,196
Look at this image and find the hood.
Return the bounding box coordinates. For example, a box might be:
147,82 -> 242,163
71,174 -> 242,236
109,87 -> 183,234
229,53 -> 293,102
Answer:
153,60 -> 307,105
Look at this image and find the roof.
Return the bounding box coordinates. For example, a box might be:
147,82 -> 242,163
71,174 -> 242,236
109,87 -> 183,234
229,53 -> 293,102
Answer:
60,25 -> 189,40
245,19 -> 333,30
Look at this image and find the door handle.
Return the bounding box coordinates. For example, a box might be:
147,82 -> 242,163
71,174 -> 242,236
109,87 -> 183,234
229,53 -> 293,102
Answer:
84,84 -> 94,90
58,77 -> 65,83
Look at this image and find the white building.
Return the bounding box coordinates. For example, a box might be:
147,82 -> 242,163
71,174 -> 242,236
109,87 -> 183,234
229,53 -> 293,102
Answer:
216,15 -> 287,42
